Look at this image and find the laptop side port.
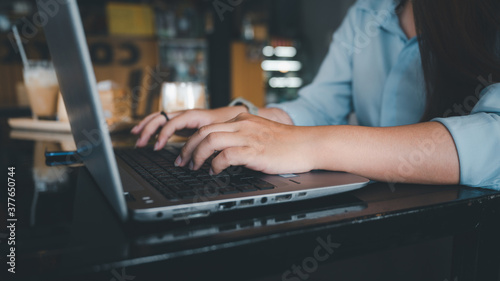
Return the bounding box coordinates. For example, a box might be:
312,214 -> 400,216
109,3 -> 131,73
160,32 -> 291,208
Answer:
240,199 -> 254,206
298,192 -> 307,197
218,201 -> 236,210
219,223 -> 237,231
239,220 -> 255,228
275,215 -> 292,222
123,192 -> 136,202
275,194 -> 292,202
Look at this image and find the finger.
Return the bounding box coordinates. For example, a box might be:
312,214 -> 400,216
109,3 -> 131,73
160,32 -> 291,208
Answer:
132,110 -> 187,135
136,115 -> 168,147
191,132 -> 247,170
177,123 -> 238,167
154,112 -> 207,150
210,147 -> 253,175
131,112 -> 160,134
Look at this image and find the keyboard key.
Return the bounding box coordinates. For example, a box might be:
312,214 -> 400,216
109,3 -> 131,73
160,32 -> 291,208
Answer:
177,191 -> 197,199
160,179 -> 181,186
188,183 -> 204,190
160,191 -> 177,200
157,175 -> 176,180
220,186 -> 239,195
168,184 -> 188,192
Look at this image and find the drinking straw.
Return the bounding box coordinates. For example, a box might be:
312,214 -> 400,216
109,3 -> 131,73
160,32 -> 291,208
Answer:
12,25 -> 29,69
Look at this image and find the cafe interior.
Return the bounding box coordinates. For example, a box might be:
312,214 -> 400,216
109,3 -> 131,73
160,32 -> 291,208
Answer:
1,0 -> 499,280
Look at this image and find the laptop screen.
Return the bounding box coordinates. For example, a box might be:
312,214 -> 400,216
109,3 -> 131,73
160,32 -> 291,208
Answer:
39,0 -> 128,220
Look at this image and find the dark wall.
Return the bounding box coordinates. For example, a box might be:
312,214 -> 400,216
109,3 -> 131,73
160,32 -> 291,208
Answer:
299,0 -> 356,84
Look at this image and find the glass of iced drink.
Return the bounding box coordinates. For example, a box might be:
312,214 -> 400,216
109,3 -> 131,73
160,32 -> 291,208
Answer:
23,60 -> 60,120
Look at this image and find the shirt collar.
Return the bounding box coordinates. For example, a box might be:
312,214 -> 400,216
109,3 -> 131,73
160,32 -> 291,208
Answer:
357,0 -> 409,41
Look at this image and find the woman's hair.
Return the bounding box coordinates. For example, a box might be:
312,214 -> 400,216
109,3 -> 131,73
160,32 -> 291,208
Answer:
411,0 -> 500,121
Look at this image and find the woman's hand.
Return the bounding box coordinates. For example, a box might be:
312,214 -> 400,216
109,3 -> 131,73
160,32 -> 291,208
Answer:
176,113 -> 317,175
131,107 -> 248,150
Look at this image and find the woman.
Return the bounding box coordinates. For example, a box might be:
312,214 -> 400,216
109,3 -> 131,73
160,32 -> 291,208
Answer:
132,0 -> 500,189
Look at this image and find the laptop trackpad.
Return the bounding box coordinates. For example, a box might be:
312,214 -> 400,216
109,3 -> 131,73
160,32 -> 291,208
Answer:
119,167 -> 144,192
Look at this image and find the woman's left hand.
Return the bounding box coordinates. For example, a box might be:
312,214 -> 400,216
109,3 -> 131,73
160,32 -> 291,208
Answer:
175,113 -> 318,175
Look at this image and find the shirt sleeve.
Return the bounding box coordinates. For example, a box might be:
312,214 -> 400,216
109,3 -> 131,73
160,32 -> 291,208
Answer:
266,6 -> 357,126
432,83 -> 500,190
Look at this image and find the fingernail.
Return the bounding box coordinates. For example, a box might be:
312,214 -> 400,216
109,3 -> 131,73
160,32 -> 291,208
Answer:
135,137 -> 141,147
174,156 -> 182,167
130,126 -> 137,133
189,161 -> 194,170
153,142 -> 160,151
209,168 -> 214,176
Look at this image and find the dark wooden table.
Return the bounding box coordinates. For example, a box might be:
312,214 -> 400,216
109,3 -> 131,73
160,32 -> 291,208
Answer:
1,117 -> 499,281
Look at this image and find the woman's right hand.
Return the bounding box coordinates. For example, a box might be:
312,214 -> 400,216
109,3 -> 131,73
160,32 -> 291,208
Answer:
131,106 -> 247,150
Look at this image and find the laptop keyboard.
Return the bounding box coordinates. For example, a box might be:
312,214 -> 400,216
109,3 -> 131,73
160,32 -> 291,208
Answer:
115,147 -> 275,201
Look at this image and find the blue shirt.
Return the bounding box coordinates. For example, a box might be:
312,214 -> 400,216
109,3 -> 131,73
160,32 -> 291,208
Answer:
268,0 -> 500,190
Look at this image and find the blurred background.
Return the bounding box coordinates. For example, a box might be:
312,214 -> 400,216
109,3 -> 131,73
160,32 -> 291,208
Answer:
0,0 -> 355,117
0,2 -> 461,280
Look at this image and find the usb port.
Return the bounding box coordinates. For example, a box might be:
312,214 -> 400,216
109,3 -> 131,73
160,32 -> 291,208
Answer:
240,199 -> 254,206
219,201 -> 236,210
219,223 -> 237,231
275,215 -> 292,222
239,220 -> 255,228
275,194 -> 292,202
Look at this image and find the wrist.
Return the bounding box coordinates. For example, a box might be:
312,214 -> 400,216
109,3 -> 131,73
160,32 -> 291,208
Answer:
230,105 -> 249,116
228,97 -> 259,115
293,126 -> 327,171
259,108 -> 294,125
306,126 -> 345,172
209,106 -> 248,123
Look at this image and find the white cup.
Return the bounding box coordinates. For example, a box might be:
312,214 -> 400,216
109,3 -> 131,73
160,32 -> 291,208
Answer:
23,60 -> 60,120
159,82 -> 207,112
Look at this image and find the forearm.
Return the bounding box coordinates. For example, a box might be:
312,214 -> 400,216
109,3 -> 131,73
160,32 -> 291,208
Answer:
311,122 -> 460,185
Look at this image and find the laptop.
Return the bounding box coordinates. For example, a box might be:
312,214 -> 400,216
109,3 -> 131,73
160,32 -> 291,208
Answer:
38,0 -> 369,222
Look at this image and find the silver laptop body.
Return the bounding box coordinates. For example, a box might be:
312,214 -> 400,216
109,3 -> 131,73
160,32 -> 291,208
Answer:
39,0 -> 369,222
